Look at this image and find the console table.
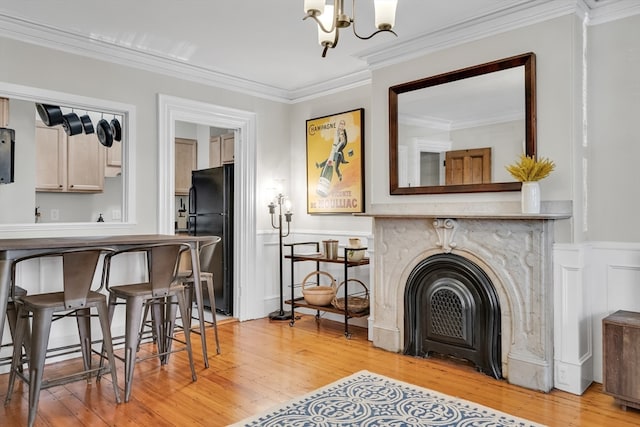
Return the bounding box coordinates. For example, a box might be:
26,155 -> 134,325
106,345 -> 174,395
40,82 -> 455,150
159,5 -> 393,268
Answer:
0,234 -> 217,367
603,310 -> 640,410
284,242 -> 369,338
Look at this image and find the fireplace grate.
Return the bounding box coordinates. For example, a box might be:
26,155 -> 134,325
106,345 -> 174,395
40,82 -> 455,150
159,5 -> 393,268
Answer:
430,289 -> 464,339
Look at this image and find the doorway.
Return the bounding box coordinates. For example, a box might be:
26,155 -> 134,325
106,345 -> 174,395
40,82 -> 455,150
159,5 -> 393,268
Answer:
157,94 -> 257,321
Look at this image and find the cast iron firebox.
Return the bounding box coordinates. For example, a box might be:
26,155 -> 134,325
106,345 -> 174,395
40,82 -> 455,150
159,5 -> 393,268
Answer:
404,253 -> 502,379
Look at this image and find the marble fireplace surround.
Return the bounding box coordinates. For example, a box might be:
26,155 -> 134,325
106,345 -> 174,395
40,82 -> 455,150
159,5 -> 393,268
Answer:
366,201 -> 572,392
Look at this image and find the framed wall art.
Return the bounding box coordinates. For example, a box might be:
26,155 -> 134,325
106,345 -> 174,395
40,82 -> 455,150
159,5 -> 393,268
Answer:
306,108 -> 364,214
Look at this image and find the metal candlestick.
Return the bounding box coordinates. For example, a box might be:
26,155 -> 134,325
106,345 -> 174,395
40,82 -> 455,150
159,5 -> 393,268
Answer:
268,193 -> 293,320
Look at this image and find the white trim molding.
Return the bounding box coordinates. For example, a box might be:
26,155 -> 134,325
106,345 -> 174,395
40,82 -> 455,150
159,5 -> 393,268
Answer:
553,243 -> 592,395
0,81 -> 137,236
157,94 -> 257,321
554,240 -> 640,394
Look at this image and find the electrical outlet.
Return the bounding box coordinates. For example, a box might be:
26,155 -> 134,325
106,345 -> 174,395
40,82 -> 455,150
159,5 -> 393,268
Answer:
557,366 -> 567,384
50,209 -> 59,221
112,209 -> 121,220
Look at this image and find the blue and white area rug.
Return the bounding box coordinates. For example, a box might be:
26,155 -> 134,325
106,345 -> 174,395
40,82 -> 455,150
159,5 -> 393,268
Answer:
230,370 -> 545,427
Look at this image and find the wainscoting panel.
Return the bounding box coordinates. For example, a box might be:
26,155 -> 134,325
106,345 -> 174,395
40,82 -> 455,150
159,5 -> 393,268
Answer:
590,242 -> 640,385
553,244 -> 591,395
606,264 -> 640,309
555,242 -> 640,394
258,230 -> 373,331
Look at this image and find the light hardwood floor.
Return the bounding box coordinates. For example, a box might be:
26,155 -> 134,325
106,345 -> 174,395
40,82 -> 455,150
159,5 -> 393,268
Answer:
1,315 -> 639,426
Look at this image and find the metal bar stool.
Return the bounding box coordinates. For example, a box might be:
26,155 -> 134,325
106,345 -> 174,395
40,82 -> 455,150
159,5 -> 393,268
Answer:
100,242 -> 196,403
1,285 -> 30,368
4,248 -> 121,427
176,236 -> 222,355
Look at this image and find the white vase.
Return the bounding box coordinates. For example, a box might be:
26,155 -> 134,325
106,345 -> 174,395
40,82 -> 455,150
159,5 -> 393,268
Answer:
521,181 -> 540,214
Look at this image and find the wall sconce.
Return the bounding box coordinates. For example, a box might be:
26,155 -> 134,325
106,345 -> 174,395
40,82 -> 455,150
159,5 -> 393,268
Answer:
303,0 -> 398,57
268,193 -> 293,320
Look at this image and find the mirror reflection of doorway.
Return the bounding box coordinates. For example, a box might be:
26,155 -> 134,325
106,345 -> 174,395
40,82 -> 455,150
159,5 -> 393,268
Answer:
419,152 -> 441,186
402,138 -> 452,187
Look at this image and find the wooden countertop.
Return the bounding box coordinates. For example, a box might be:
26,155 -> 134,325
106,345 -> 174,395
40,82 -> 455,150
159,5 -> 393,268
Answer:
0,234 -> 215,256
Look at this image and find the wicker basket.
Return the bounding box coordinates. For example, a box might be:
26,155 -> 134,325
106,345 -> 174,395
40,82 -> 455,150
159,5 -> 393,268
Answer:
332,279 -> 369,313
301,271 -> 337,306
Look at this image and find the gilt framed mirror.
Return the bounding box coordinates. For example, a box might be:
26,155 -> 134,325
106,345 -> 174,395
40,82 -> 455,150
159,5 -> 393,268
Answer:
389,52 -> 536,194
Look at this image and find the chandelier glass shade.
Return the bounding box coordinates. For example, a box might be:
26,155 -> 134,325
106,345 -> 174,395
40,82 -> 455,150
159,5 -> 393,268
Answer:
303,0 -> 398,57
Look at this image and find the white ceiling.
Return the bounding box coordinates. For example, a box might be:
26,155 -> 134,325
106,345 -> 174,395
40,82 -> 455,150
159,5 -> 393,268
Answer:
0,0 -> 637,101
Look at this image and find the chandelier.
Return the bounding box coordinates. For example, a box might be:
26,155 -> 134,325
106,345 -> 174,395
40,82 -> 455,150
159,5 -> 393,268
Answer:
303,0 -> 398,57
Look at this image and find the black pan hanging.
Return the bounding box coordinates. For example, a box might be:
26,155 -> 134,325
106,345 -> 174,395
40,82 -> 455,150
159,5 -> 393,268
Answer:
36,104 -> 63,126
79,114 -> 94,134
61,112 -> 83,136
96,119 -> 113,147
110,117 -> 122,141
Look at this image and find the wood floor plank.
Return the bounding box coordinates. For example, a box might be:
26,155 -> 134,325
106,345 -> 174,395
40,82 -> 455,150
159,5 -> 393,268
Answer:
1,315 -> 640,426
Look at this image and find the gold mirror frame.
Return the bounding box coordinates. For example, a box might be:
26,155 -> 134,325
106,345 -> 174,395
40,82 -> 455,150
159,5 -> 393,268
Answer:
389,52 -> 536,195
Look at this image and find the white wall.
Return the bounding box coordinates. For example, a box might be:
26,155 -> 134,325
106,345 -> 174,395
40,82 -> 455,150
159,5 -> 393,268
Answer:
370,16 -> 580,243
35,176 -> 122,223
287,85 -> 372,232
588,14 -> 640,242
258,85 -> 375,317
551,13 -> 640,394
0,98 -> 36,223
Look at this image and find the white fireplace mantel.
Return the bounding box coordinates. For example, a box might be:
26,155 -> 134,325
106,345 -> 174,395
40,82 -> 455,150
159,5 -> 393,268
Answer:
363,200 -> 572,220
364,199 -> 573,393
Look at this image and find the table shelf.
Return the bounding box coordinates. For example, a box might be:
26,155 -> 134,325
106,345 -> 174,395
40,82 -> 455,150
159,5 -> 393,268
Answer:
284,296 -> 369,318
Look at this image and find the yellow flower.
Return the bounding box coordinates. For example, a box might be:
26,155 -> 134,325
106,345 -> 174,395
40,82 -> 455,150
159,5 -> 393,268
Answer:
506,154 -> 555,182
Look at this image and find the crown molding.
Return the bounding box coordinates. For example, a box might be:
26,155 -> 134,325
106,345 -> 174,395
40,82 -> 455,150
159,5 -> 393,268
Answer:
288,71 -> 372,104
0,12 -> 371,104
399,114 -> 452,131
358,0 -> 579,69
399,110 -> 525,132
584,0 -> 640,24
0,13 -> 292,103
359,0 -> 640,70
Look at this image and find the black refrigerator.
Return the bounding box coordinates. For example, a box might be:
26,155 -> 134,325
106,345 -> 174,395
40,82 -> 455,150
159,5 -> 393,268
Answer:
188,165 -> 233,315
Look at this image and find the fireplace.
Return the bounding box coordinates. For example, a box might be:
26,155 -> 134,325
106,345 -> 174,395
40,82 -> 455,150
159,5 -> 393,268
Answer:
368,202 -> 571,392
404,253 -> 501,379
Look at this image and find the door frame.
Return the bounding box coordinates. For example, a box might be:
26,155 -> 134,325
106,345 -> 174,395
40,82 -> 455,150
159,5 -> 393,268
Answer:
158,94 -> 257,321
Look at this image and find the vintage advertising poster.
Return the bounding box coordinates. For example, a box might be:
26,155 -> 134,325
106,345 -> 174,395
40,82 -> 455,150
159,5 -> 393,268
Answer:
306,108 -> 364,214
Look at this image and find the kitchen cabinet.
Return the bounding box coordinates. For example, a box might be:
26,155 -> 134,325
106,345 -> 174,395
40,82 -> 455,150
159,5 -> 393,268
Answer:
67,132 -> 105,191
209,133 -> 234,167
105,140 -> 122,177
36,121 -> 105,192
285,242 -> 369,338
209,136 -> 221,167
175,137 -> 197,195
35,123 -> 65,191
0,97 -> 8,127
221,133 -> 234,164
603,310 -> 640,410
